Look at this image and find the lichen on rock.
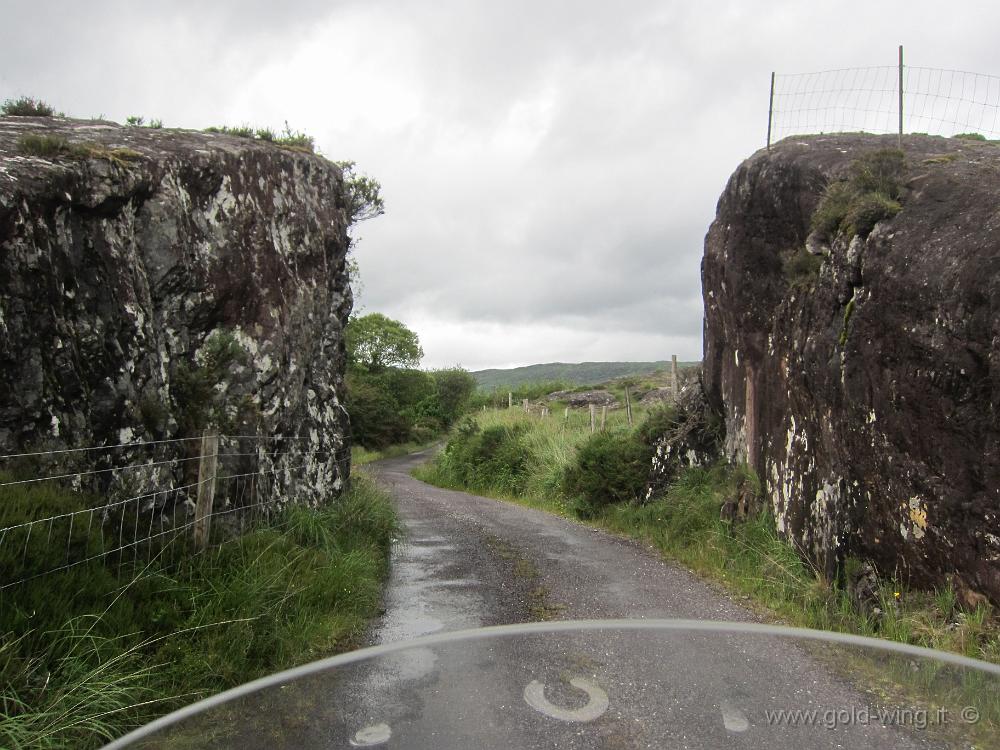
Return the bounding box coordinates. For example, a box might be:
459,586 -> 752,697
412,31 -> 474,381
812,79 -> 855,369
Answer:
702,133 -> 1000,604
0,116 -> 354,511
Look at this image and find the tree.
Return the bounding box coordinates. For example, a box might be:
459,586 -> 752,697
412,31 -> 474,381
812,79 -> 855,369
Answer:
346,313 -> 423,373
335,161 -> 385,224
427,368 -> 477,426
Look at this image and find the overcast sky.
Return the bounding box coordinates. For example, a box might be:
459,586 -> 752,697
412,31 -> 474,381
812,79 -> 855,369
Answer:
3,1 -> 999,369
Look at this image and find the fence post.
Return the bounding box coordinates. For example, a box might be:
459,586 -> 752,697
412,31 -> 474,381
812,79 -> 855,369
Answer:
564,407 -> 569,421
522,398 -> 529,413
898,45 -> 904,148
193,430 -> 219,551
625,386 -> 633,427
590,404 -> 596,433
508,392 -> 513,409
600,405 -> 607,431
671,355 -> 679,398
766,71 -> 775,151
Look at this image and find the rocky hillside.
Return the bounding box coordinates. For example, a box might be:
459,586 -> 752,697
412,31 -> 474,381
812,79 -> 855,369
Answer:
703,134 -> 1000,604
0,117 -> 353,506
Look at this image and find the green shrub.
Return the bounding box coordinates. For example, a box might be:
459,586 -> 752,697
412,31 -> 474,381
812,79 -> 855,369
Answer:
811,181 -> 856,237
170,330 -> 251,435
783,247 -> 824,286
345,374 -> 410,448
435,422 -> 532,495
635,404 -> 679,447
2,97 -> 57,117
849,148 -> 905,197
810,149 -> 905,240
953,132 -> 987,141
562,430 -> 648,517
843,192 -> 901,237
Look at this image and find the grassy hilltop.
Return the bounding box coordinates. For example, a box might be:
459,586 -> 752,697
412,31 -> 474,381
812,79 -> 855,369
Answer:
471,361 -> 698,391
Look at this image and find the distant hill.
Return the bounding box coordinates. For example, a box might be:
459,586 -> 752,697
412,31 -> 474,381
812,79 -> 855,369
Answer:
471,361 -> 696,391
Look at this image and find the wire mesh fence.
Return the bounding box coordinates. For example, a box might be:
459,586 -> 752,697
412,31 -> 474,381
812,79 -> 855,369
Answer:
0,433 -> 351,592
767,47 -> 1000,146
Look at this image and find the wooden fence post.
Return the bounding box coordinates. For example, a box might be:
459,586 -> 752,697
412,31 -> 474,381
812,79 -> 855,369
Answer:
564,407 -> 569,421
508,392 -> 513,409
600,405 -> 607,430
625,386 -> 633,427
194,430 -> 219,551
590,404 -> 596,433
522,398 -> 529,413
671,355 -> 679,398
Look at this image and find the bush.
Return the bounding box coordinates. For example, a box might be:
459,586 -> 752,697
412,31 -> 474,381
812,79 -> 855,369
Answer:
441,423 -> 531,495
842,192 -> 902,237
783,246 -> 824,286
345,374 -> 410,449
561,431 -> 649,517
635,405 -> 679,447
810,149 -> 905,240
2,97 -> 57,117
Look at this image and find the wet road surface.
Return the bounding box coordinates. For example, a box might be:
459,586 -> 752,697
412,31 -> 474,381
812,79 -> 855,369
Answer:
313,451 -> 945,749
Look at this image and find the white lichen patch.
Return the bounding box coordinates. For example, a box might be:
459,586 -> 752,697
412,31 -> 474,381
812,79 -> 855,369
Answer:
899,496 -> 929,541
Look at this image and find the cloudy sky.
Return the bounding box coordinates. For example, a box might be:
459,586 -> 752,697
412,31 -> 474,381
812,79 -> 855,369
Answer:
2,1 -> 998,370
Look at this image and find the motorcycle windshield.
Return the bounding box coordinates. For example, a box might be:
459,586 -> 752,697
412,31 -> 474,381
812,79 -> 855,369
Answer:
101,619 -> 999,749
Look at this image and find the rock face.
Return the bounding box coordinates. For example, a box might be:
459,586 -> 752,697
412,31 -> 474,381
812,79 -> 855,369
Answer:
545,390 -> 619,407
703,133 -> 1000,603
0,117 -> 353,508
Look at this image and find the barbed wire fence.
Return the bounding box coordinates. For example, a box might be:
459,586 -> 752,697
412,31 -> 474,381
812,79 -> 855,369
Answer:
767,46 -> 1000,148
0,432 -> 351,593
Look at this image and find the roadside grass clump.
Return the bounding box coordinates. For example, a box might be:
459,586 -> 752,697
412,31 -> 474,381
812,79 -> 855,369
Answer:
953,132 -> 987,141
2,97 -> 59,117
811,148 -> 905,240
0,471 -> 397,749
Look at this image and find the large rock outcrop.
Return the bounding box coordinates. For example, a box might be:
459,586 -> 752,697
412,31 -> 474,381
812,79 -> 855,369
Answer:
703,134 -> 1000,603
0,117 -> 353,507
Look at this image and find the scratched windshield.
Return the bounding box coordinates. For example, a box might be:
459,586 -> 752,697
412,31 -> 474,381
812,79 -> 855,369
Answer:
102,621 -> 998,749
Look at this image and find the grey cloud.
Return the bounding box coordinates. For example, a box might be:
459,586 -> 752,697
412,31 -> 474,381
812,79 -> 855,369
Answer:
5,1 -> 1000,368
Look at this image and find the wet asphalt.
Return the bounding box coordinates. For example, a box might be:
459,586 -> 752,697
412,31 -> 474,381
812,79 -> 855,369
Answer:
308,451 -> 946,750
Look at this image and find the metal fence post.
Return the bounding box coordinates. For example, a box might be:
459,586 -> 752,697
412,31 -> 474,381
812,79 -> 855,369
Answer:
194,430 -> 219,550
767,71 -> 775,150
898,45 -> 904,148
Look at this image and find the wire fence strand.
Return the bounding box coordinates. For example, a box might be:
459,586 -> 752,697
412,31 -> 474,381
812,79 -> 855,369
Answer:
769,57 -> 1000,145
0,433 -> 352,592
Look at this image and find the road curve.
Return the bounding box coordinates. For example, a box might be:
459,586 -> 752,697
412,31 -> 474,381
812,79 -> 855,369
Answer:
320,451 -> 943,750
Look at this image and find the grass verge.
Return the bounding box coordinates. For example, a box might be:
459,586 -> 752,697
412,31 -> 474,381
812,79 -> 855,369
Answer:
0,470 -> 397,750
414,409 -> 999,661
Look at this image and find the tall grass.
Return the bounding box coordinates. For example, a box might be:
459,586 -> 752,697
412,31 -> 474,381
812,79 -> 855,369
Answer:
0,471 -> 397,750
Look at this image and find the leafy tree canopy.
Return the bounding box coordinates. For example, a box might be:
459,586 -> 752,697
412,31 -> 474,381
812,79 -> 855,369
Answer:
346,313 -> 423,373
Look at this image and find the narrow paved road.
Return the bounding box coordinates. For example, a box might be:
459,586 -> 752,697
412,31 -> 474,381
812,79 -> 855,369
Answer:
199,450 -> 952,749
314,451 -> 942,749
